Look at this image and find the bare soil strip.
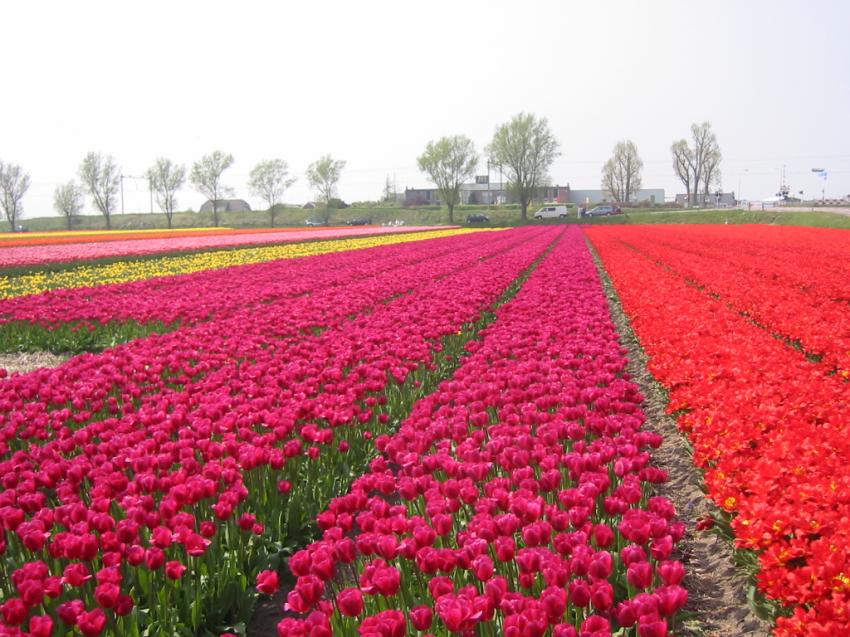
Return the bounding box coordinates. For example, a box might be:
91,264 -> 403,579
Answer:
588,240 -> 771,637
0,351 -> 68,375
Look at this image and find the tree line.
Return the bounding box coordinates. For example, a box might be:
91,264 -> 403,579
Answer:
0,119 -> 722,231
417,116 -> 722,222
0,153 -> 347,231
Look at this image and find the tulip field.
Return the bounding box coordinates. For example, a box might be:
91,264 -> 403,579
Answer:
0,223 -> 847,636
0,226 -> 446,269
587,225 -> 850,637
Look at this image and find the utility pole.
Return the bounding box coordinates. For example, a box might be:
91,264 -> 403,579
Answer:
120,174 -> 154,214
487,160 -> 491,208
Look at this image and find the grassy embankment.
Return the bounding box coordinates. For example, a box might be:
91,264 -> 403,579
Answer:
15,204 -> 850,232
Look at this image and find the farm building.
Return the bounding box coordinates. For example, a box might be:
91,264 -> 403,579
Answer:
405,181 -> 570,206
568,189 -> 665,206
199,199 -> 252,213
404,182 -> 664,206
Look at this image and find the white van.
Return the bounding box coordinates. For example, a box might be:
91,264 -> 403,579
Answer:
534,205 -> 568,219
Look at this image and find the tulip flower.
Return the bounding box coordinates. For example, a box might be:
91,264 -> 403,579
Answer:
256,570 -> 280,595
337,588 -> 364,617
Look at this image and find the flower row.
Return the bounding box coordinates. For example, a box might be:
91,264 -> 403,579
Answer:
588,226 -> 850,636
0,228 -> 556,635
0,225 -> 452,268
600,225 -> 850,374
0,227 -> 228,247
0,228 -> 481,300
0,229 -> 505,330
278,227 -> 687,637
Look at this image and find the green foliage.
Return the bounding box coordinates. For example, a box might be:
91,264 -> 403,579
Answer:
0,320 -> 180,354
416,135 -> 479,220
15,205 -> 850,234
487,113 -> 560,217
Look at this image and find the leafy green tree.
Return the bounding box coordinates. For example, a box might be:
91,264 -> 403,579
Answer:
249,159 -> 296,227
487,113 -> 560,220
190,151 -> 234,226
79,152 -> 120,229
146,158 -> 186,228
417,135 -> 478,223
306,155 -> 346,223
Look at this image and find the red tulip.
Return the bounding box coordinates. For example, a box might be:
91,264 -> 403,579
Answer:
410,605 -> 434,631
75,609 -> 107,637
337,588 -> 364,617
28,615 -> 54,637
256,570 -> 280,595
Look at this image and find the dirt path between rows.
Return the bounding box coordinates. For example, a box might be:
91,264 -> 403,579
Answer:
588,239 -> 771,637
0,351 -> 68,375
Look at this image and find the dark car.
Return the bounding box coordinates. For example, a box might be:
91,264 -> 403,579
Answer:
346,218 -> 371,226
466,213 -> 490,223
585,204 -> 622,217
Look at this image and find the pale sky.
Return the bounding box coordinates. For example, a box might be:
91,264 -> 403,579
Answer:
2,0 -> 849,217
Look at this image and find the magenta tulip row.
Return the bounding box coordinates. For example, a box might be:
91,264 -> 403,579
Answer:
0,228 -> 557,635
0,229 -> 532,330
276,228 -> 687,637
0,226 -> 447,268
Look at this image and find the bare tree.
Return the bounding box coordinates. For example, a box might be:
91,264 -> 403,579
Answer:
671,122 -> 721,206
417,135 -> 478,223
382,175 -> 394,203
0,161 -> 31,232
249,159 -> 296,227
306,155 -> 346,223
146,158 -> 186,229
79,152 -> 120,229
190,151 -> 234,227
53,181 -> 84,230
701,146 -> 722,198
601,140 -> 643,203
671,140 -> 693,206
487,113 -> 560,220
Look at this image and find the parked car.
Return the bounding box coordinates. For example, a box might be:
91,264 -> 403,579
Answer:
585,204 -> 622,217
305,219 -> 326,226
534,205 -> 568,219
466,213 -> 490,223
346,217 -> 371,226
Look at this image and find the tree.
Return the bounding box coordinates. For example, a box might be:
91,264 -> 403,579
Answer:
671,140 -> 692,205
306,155 -> 346,223
190,151 -> 234,226
0,161 -> 30,232
382,175 -> 394,204
146,158 -> 186,229
248,159 -> 295,227
601,140 -> 643,203
487,113 -> 560,220
701,146 -> 722,197
53,181 -> 84,230
417,135 -> 478,223
79,152 -> 120,229
670,122 -> 721,206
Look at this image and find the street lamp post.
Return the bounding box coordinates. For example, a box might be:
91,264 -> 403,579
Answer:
812,168 -> 827,204
737,168 -> 749,205
487,160 -> 491,208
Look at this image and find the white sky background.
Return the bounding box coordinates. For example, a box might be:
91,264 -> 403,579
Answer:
2,0 -> 849,218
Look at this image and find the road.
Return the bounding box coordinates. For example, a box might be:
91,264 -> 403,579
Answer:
767,206 -> 850,216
